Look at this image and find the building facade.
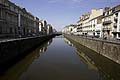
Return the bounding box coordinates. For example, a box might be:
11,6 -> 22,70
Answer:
34,17 -> 39,35
77,9 -> 103,37
63,4 -> 120,39
47,24 -> 53,35
40,20 -> 48,35
63,24 -> 76,34
111,5 -> 120,39
102,7 -> 113,39
0,0 -> 40,38
0,0 -> 18,37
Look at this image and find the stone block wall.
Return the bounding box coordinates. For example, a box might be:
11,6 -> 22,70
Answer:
65,34 -> 120,64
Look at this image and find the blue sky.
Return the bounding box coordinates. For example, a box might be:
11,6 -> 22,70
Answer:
10,0 -> 120,31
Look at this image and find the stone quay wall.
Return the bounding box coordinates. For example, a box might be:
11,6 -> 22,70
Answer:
0,34 -> 55,72
64,34 -> 120,64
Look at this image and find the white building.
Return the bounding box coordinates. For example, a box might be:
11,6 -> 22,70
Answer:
111,5 -> 120,39
39,20 -> 48,35
102,5 -> 120,39
62,24 -> 77,34
88,9 -> 103,37
47,24 -> 53,35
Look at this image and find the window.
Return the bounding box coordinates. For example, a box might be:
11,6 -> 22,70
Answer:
0,8 -> 1,18
10,27 -> 13,34
0,25 -> 2,34
118,33 -> 120,37
14,28 -> 17,34
97,19 -> 102,24
10,5 -> 14,11
115,13 -> 118,17
119,26 -> 120,31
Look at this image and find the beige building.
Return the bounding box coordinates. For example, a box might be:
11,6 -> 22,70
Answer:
102,5 -> 120,39
77,20 -> 83,35
77,9 -> 103,37
81,13 -> 91,35
64,4 -> 120,40
102,7 -> 113,39
89,9 -> 103,37
111,5 -> 120,39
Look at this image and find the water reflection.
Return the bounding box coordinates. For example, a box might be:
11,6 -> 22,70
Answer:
39,39 -> 52,54
64,38 -> 74,47
64,38 -> 120,80
0,39 -> 52,80
1,37 -> 120,80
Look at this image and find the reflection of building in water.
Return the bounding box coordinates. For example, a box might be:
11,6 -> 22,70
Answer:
47,39 -> 53,45
39,39 -> 53,54
39,47 -> 47,54
0,47 -> 40,80
76,49 -> 113,80
64,38 -> 74,47
0,39 -> 53,80
66,37 -> 120,80
76,50 -> 98,70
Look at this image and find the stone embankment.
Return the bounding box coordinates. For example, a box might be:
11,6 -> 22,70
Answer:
0,34 -> 55,72
64,34 -> 120,64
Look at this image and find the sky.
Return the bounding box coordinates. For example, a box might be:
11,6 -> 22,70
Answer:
10,0 -> 120,31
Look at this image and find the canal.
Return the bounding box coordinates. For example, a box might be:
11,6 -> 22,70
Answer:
0,36 -> 120,80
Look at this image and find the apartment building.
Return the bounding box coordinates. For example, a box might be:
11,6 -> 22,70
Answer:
102,7 -> 113,39
77,5 -> 120,39
102,5 -> 120,39
0,0 -> 18,37
77,9 -> 103,37
62,4 -> 120,40
63,24 -> 76,34
81,13 -> 91,35
0,0 -> 40,38
77,19 -> 83,35
111,5 -> 120,39
19,10 -> 35,36
40,20 -> 48,35
34,17 -> 39,35
89,9 -> 103,37
47,24 -> 53,35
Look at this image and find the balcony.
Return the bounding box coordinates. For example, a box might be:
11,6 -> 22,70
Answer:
102,27 -> 111,31
103,20 -> 112,25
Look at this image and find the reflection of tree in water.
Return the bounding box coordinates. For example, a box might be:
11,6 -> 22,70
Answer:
0,39 -> 53,80
65,37 -> 120,80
